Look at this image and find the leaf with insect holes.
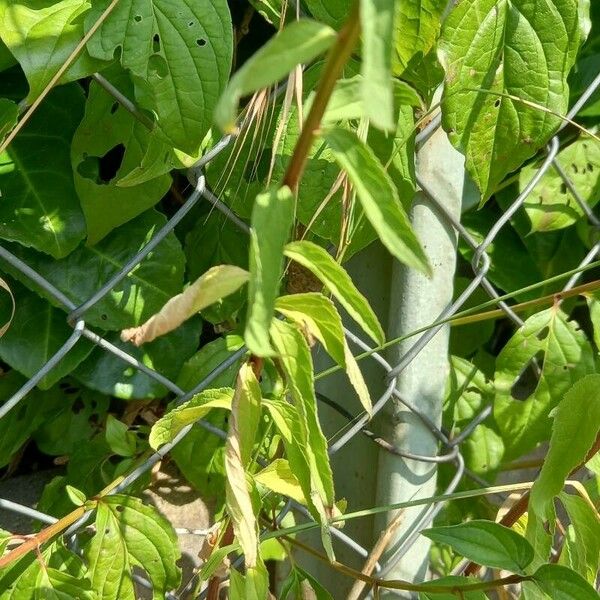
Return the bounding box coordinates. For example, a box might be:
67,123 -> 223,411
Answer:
439,0 -> 587,201
323,127 -> 429,273
85,495 -> 180,600
0,0 -> 105,103
275,292 -> 371,414
225,364 -> 262,567
494,307 -> 595,460
360,0 -> 394,131
284,240 -> 384,345
85,0 -> 233,154
529,375 -> 600,516
422,520 -> 535,574
121,264 -> 248,346
0,84 -> 86,258
214,19 -> 336,132
149,388 -> 233,449
245,186 -> 295,357
532,564 -> 600,600
72,66 -> 171,244
0,210 -> 186,331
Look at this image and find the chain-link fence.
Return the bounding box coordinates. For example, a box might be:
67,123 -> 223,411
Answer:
1,68 -> 600,599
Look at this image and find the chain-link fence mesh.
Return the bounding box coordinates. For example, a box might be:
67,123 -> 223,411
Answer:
1,69 -> 600,598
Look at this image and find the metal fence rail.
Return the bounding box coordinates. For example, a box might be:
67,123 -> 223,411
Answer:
1,69 -> 599,599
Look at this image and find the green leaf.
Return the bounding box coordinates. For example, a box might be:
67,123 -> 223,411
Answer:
245,186 -> 295,356
0,39 -> 16,72
36,567 -> 96,600
0,84 -> 86,258
229,565 -> 269,600
225,363 -> 262,567
360,0 -> 394,130
71,67 -> 172,244
558,493 -> 600,583
214,19 -> 336,131
74,320 -> 199,400
65,485 -> 86,506
149,387 -> 233,449
303,0 -> 349,29
254,458 -> 305,504
279,566 -> 334,600
85,0 -> 233,154
520,137 -> 600,233
284,240 -> 384,344
2,210 -> 186,330
275,292 -> 371,413
105,415 -> 136,457
530,375 -> 600,516
323,127 -> 429,274
422,520 -> 534,574
418,576 -> 487,600
270,318 -> 335,559
85,495 -> 180,600
585,292 -> 600,351
0,0 -> 105,103
122,264 -> 248,346
392,0 -> 445,76
439,0 -> 586,200
532,564 -> 600,600
494,307 -> 596,460
0,97 -> 17,143
0,278 -> 94,389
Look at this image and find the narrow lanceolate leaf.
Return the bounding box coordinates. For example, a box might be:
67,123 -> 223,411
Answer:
225,364 -> 262,567
229,565 -> 269,600
494,307 -> 595,460
245,186 -> 295,356
85,495 -> 180,600
214,19 -> 336,132
284,241 -> 384,345
532,564 -> 600,600
422,520 -> 535,574
0,98 -> 17,144
254,459 -> 305,505
149,387 -> 233,449
0,0 -> 104,102
0,84 -> 86,258
85,0 -> 233,154
323,127 -> 430,274
121,265 -> 248,346
270,318 -> 336,559
439,0 -> 586,201
529,375 -> 600,517
360,0 -> 394,130
275,292 -> 371,414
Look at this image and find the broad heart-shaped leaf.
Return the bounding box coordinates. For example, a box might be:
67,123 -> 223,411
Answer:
149,387 -> 233,449
284,240 -> 384,345
225,363 -> 262,567
529,375 -> 600,516
0,98 -> 17,143
0,0 -> 105,103
85,0 -> 233,154
121,265 -> 248,346
360,0 -> 394,131
85,495 -> 180,600
392,0 -> 445,76
0,277 -> 93,389
270,318 -> 335,559
0,84 -> 86,258
245,186 -> 295,357
438,0 -> 586,201
323,127 -> 429,274
494,307 -> 595,460
214,19 -> 336,132
2,210 -> 186,330
520,137 -> 600,233
75,318 -> 199,400
532,564 -> 600,600
558,493 -> 600,583
275,292 -> 372,414
72,66 -> 171,244
422,520 -> 535,574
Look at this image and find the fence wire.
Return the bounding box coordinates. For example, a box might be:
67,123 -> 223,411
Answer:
0,69 -> 599,599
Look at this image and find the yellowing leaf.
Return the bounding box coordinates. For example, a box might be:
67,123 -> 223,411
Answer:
254,458 -> 305,504
121,265 -> 248,346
